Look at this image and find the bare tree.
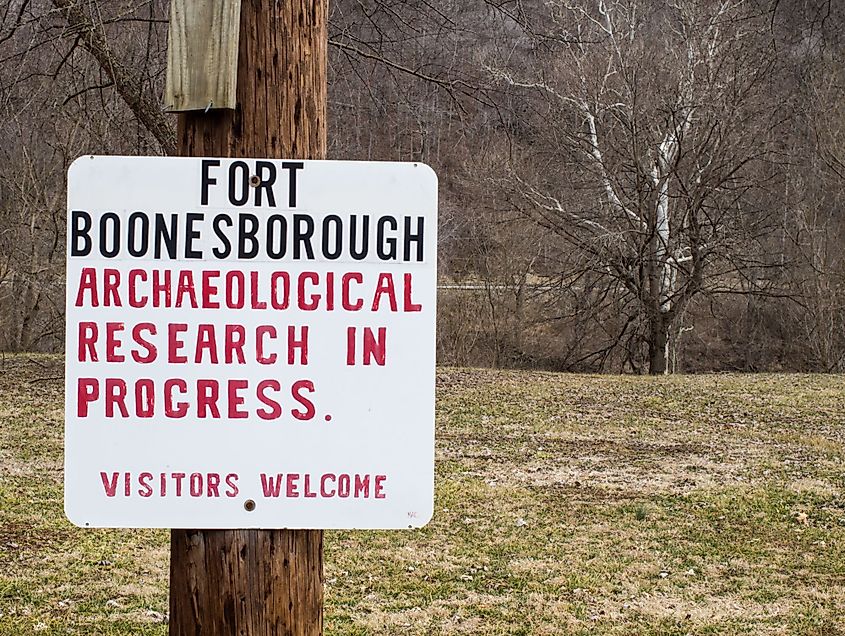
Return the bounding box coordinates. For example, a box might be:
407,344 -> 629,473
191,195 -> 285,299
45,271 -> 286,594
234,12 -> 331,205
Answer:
481,0 -> 787,373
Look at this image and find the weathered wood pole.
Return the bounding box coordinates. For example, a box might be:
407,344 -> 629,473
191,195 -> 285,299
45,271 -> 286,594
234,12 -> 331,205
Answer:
168,1 -> 327,634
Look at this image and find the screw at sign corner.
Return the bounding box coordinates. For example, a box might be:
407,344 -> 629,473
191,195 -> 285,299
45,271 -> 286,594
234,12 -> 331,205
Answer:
244,499 -> 256,512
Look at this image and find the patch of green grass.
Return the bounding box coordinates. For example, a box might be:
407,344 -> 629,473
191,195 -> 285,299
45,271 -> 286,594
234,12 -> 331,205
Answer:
2,356 -> 845,634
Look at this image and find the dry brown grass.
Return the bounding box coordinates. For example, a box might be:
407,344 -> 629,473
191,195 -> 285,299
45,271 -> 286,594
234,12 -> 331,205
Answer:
2,357 -> 844,634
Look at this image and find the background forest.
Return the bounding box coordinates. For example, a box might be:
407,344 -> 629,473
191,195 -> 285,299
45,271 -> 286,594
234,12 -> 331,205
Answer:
0,0 -> 843,374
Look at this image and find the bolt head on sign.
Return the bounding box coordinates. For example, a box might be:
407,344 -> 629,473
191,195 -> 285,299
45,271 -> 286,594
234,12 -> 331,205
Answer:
64,156 -> 437,529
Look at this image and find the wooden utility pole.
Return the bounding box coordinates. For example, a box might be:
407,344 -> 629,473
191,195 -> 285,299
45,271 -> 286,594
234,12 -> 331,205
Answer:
167,2 -> 327,634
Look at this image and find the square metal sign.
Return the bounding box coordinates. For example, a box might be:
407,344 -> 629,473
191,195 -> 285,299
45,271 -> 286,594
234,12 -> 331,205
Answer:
64,156 -> 436,529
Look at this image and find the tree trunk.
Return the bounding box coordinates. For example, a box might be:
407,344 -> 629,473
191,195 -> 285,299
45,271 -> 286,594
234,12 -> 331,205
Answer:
169,1 -> 327,634
648,314 -> 668,375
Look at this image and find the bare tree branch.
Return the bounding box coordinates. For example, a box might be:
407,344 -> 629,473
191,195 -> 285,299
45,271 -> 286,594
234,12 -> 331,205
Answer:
51,0 -> 175,154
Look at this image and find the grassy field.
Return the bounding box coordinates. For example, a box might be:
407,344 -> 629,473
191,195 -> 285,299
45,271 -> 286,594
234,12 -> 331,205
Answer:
1,355 -> 844,635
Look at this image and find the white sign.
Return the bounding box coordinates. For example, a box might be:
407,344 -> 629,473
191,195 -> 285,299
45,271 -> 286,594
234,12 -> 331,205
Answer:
64,156 -> 437,529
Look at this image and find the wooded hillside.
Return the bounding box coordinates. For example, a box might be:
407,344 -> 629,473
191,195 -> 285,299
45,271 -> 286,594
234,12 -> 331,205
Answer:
1,0 -> 843,373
